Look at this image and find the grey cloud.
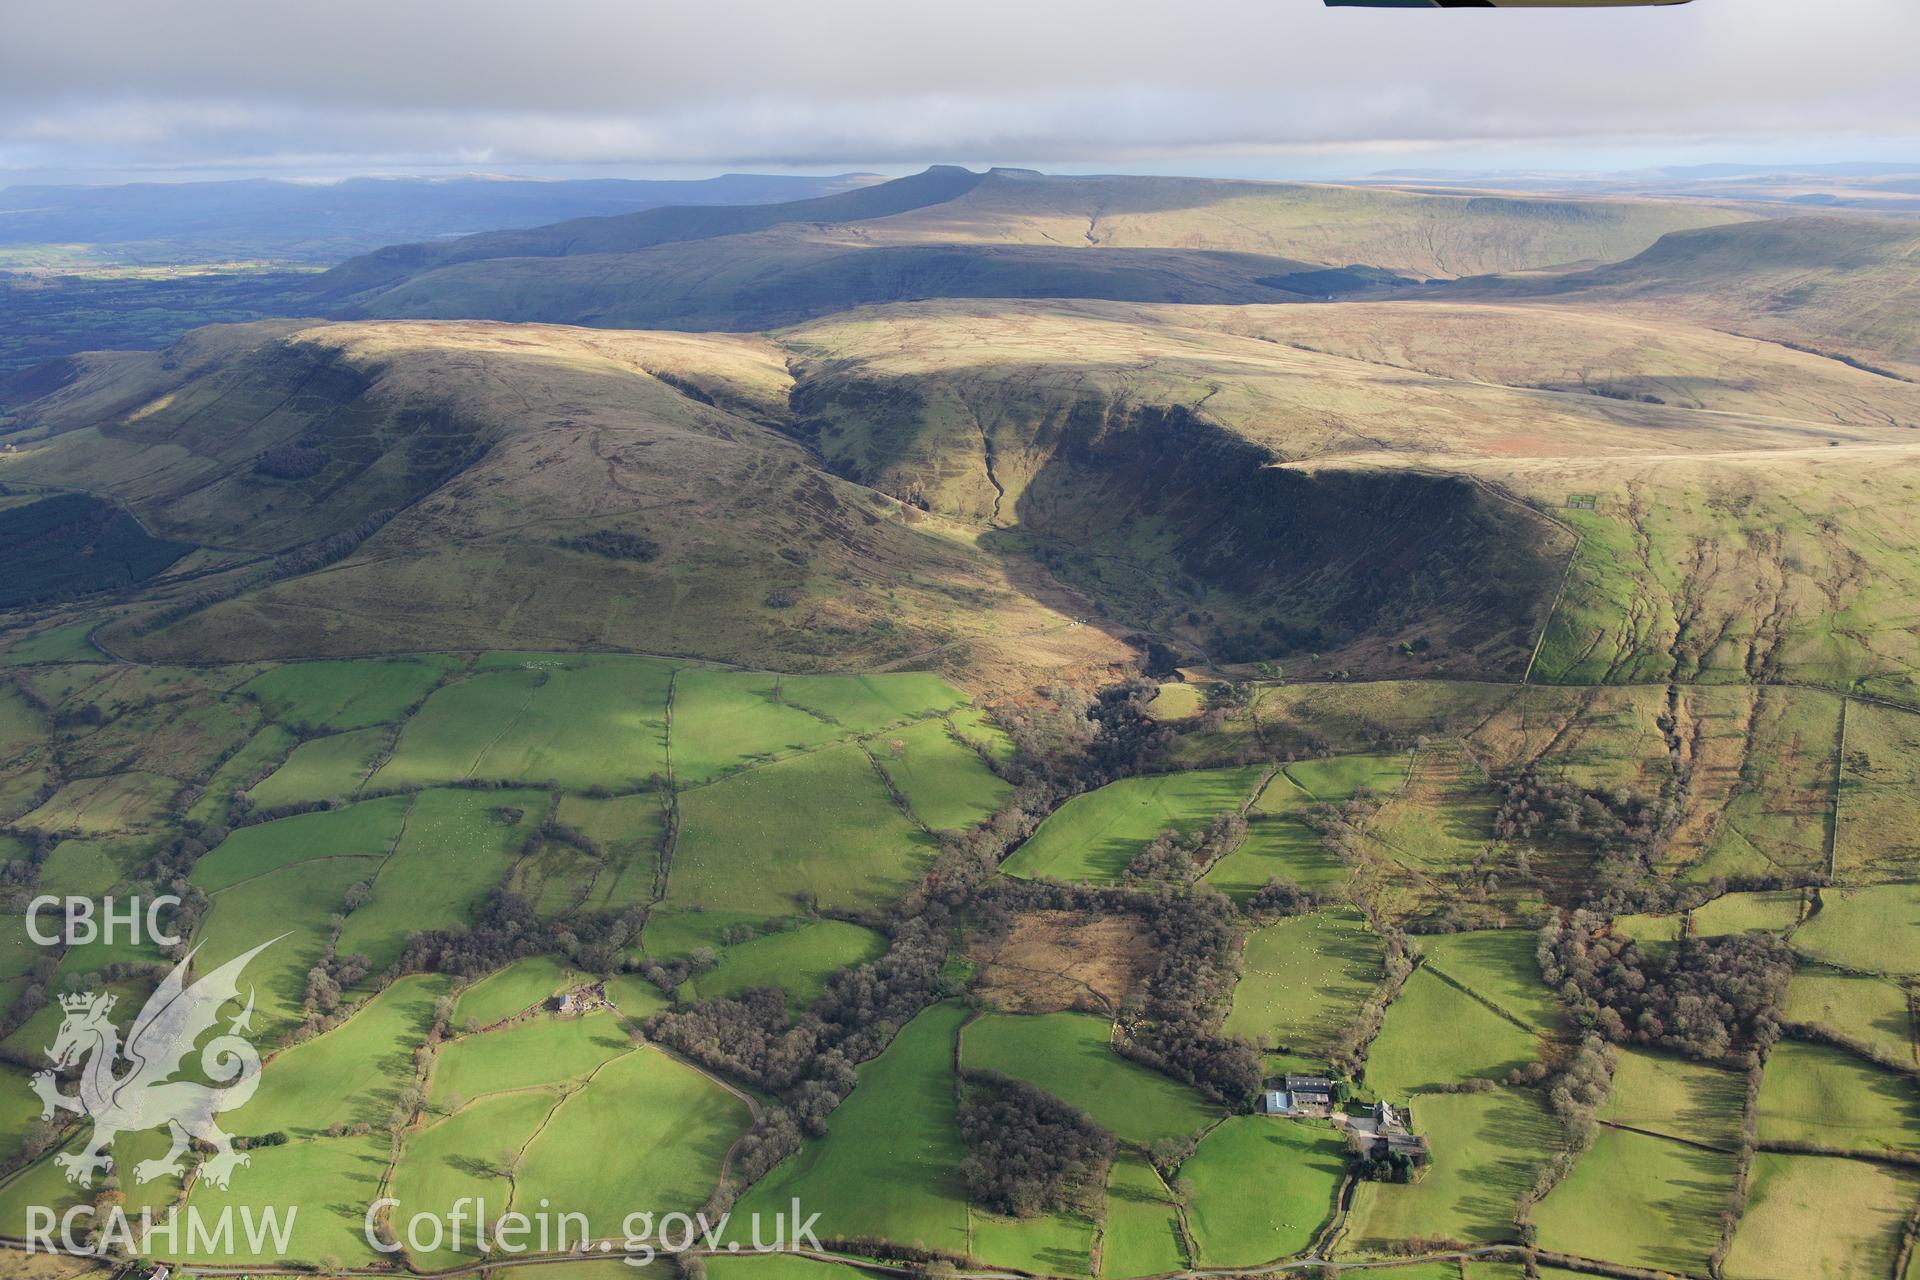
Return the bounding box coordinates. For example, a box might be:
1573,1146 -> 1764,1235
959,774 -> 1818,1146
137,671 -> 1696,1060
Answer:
2,0 -> 1915,176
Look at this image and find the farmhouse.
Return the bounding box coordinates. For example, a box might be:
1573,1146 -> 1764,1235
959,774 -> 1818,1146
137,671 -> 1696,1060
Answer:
1339,1098 -> 1431,1165
1260,1074 -> 1336,1117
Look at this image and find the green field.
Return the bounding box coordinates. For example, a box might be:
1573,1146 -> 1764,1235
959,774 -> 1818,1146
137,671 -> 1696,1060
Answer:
776,671 -> 967,735
173,1133 -> 391,1266
429,1010 -> 632,1109
453,956 -> 579,1029
736,1001 -> 972,1256
1223,910 -> 1382,1055
514,1045 -> 751,1230
1204,815 -> 1347,901
1598,1047 -> 1747,1150
1783,969 -> 1915,1066
336,787 -> 552,973
684,919 -> 888,1010
866,716 -> 1010,831
960,1011 -> 1221,1146
1001,765 -> 1269,884
195,854 -> 385,1035
37,835 -> 140,896
1532,1127 -> 1736,1274
1343,1088 -> 1558,1251
241,656 -> 458,731
669,670 -> 857,784
1,619 -> 105,665
246,727 -> 388,807
1364,967 -> 1542,1096
1099,1152 -> 1187,1277
971,1204 -> 1097,1276
391,1087 -> 560,1269
190,794 -> 410,892
233,973 -> 451,1135
554,790 -> 666,910
1724,1152 -> 1920,1280
1794,885 -> 1920,976
1179,1118 -> 1344,1267
372,656 -> 671,790
1755,1041 -> 1920,1155
1416,930 -> 1562,1034
667,745 -> 935,924
1693,890 -> 1806,937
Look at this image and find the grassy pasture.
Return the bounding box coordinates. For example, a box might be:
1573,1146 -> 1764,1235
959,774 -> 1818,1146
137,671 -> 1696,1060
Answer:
866,717 -> 1010,831
1837,701 -> 1920,876
948,704 -> 1015,763
686,920 -> 888,1010
1343,1088 -> 1558,1252
1099,1151 -> 1186,1277
0,683 -> 47,761
391,1088 -> 559,1270
1224,910 -> 1382,1056
670,670 -> 852,784
19,770 -> 176,833
1145,682 -> 1202,721
372,666 -> 540,785
177,1133 -> 391,1266
1416,930 -> 1562,1034
1203,814 -> 1346,901
605,972 -> 671,1021
233,972 -> 449,1136
1364,968 -> 1542,1097
1180,1118 -> 1344,1267
376,657 -> 673,790
1277,754 -> 1412,806
971,1205 -> 1096,1276
195,854 -> 384,1036
736,1001 -> 971,1256
240,655 -> 457,730
514,1045 -> 750,1228
1598,1047 -> 1747,1150
37,836 -> 139,897
668,745 -> 934,922
1692,690 -> 1841,881
1692,890 -> 1806,937
1783,969 -> 1914,1066
960,1011 -> 1220,1146
1532,1127 -> 1735,1274
337,787 -> 551,974
554,791 -> 665,910
1755,1041 -> 1920,1155
1360,743 -> 1496,876
707,1256 -> 883,1280
776,671 -> 966,735
1001,765 -> 1269,884
189,794 -> 409,892
1724,1153 -> 1919,1280
453,956 -> 578,1029
1,620 -> 104,665
429,1010 -> 631,1109
1794,884 -> 1920,976
187,722 -> 296,824
245,727 -> 387,807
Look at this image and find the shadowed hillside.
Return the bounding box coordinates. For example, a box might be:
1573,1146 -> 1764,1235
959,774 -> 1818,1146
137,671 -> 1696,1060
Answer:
1445,215 -> 1920,380
315,167 -> 1756,332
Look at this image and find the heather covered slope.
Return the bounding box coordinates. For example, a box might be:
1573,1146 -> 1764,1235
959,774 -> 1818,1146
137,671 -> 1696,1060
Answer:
7,289 -> 1918,699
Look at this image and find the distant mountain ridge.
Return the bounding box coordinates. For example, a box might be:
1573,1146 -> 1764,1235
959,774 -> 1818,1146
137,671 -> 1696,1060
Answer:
0,171 -> 884,263
313,165 -> 1754,329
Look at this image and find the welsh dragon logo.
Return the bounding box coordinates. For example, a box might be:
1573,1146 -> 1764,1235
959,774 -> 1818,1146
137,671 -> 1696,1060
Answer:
29,937 -> 280,1190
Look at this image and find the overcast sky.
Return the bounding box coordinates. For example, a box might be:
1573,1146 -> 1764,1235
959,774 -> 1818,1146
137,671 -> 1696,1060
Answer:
4,0 -> 1917,184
